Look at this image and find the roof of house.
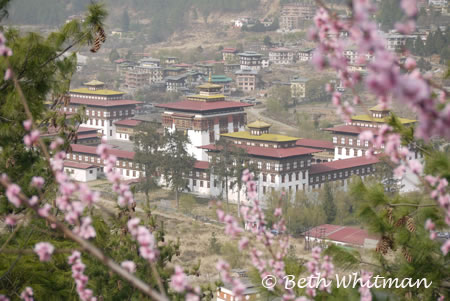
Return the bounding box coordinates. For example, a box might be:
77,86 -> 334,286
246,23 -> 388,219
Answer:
64,161 -> 97,169
222,47 -> 238,53
156,100 -> 252,112
70,144 -> 135,160
235,69 -> 259,75
221,131 -> 298,142
194,161 -> 209,170
306,224 -> 379,247
114,119 -> 142,127
77,133 -> 100,140
369,104 -> 389,112
200,144 -> 320,159
325,125 -> 379,135
69,98 -> 142,107
238,51 -> 263,57
70,88 -> 124,96
247,120 -> 271,129
309,156 -> 379,175
351,114 -> 416,124
84,80 -> 104,86
295,139 -> 334,150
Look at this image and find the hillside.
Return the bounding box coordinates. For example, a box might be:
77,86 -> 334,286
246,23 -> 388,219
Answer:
4,0 -> 276,43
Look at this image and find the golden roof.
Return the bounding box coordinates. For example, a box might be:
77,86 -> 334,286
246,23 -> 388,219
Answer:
197,82 -> 223,90
222,131 -> 299,142
351,114 -> 416,124
84,80 -> 105,86
70,88 -> 124,96
247,120 -> 272,129
369,104 -> 389,112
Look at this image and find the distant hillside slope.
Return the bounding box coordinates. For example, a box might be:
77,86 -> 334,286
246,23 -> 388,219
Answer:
4,0 -> 261,27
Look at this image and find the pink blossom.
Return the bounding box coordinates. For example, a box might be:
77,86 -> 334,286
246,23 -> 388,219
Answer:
23,130 -> 40,147
404,58 -> 416,70
23,120 -> 32,131
425,219 -> 435,231
28,196 -> 39,206
6,183 -> 21,207
120,261 -> 136,274
408,159 -> 423,175
359,131 -> 374,141
74,217 -> 96,239
31,177 -> 45,189
5,215 -> 17,226
393,165 -> 406,178
127,218 -> 140,236
0,295 -> 10,301
274,208 -> 282,217
4,68 -> 11,81
441,240 -> 450,256
34,242 -> 55,262
38,204 -> 52,217
401,0 -> 418,17
238,237 -> 250,250
170,266 -> 188,293
50,137 -> 64,150
20,287 -> 33,301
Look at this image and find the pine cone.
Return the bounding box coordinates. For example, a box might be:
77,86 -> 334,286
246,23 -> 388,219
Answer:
386,207 -> 393,225
406,217 -> 416,233
402,247 -> 413,263
376,236 -> 391,255
395,216 -> 407,227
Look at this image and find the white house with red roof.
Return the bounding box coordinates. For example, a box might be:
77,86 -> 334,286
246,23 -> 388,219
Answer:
305,224 -> 379,249
63,161 -> 98,182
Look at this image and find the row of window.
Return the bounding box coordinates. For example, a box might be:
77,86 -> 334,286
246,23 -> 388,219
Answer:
309,166 -> 374,183
70,93 -> 122,100
70,154 -> 139,169
262,171 -> 307,183
253,160 -> 310,171
333,136 -> 369,147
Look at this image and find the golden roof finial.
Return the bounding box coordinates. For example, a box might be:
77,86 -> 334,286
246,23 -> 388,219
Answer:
208,73 -> 212,83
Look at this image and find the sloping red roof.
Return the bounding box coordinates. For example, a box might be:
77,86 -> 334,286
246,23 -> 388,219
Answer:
194,161 -> 209,170
114,119 -> 142,127
70,98 -> 142,107
70,144 -> 135,160
77,127 -> 99,133
222,48 -> 238,53
309,156 -> 379,175
200,144 -> 320,158
296,139 -> 334,150
77,133 -> 100,140
307,224 -> 379,247
156,100 -> 252,112
64,161 -> 96,169
325,125 -> 379,135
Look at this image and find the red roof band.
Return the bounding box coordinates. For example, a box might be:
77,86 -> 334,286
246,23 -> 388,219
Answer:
309,156 -> 379,175
156,100 -> 252,112
114,119 -> 142,127
70,144 -> 135,160
200,144 -> 320,158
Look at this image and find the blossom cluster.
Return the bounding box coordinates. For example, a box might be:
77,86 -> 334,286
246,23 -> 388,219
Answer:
97,143 -> 135,207
170,265 -> 200,301
68,251 -> 97,301
304,247 -> 335,297
0,32 -> 13,80
127,218 -> 159,263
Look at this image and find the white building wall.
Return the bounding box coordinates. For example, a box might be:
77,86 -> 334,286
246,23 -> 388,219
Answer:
64,167 -> 97,182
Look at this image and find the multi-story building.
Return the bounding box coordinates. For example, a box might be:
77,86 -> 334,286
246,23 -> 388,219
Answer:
222,47 -> 239,62
238,51 -> 263,71
165,74 -> 188,92
326,105 -> 417,160
298,48 -> 315,62
156,82 -> 252,161
383,33 -> 417,51
269,48 -> 296,65
235,69 -> 259,92
290,77 -> 308,99
65,80 -> 142,140
134,65 -> 163,84
125,69 -> 150,90
280,2 -> 316,31
138,57 -> 160,67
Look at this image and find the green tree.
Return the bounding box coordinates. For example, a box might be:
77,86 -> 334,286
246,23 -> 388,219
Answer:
162,129 -> 196,208
321,183 -> 337,224
133,123 -> 165,205
415,36 -> 426,56
109,48 -> 120,63
210,138 -> 236,209
263,35 -> 272,47
122,9 -> 130,31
